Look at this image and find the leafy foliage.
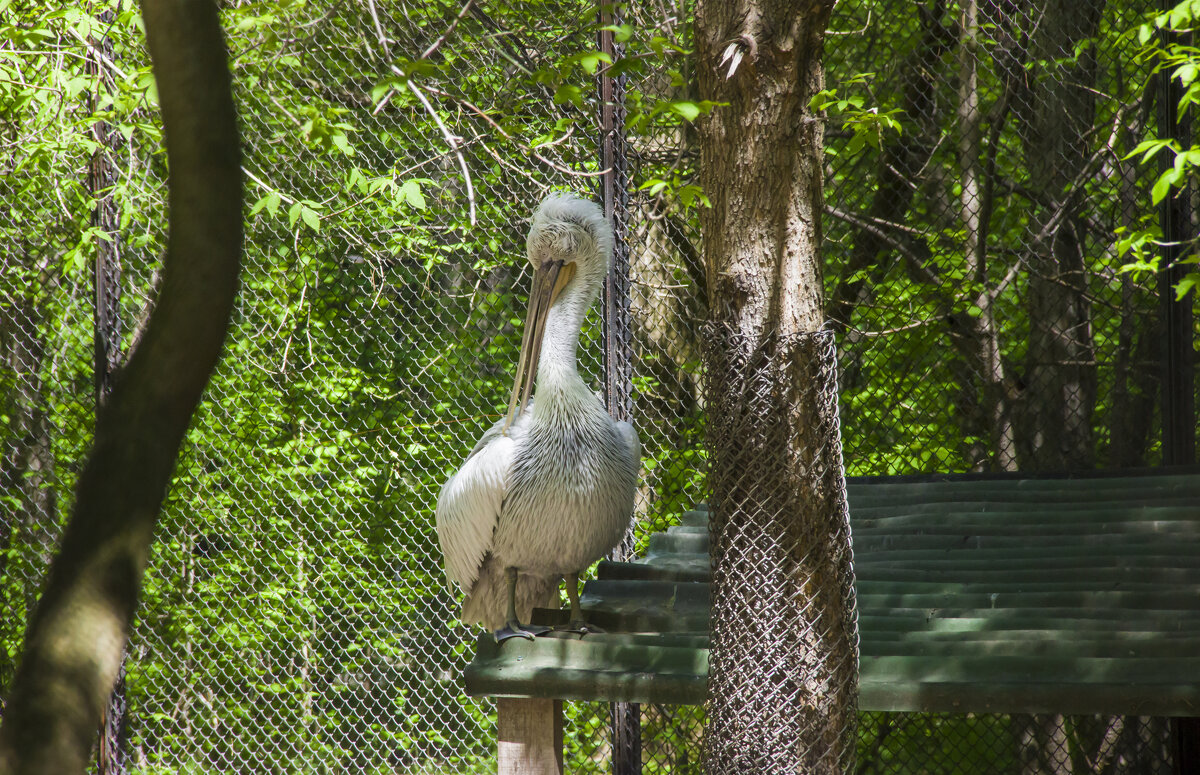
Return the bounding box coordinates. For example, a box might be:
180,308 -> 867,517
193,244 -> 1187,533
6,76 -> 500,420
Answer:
1118,0 -> 1200,300
0,0 -> 1191,772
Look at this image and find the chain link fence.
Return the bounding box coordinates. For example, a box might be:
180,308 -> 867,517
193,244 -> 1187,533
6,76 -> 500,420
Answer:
820,1 -> 1189,771
824,0 -> 1194,476
1,0 -> 1195,773
855,712 -> 1175,774
703,327 -> 859,774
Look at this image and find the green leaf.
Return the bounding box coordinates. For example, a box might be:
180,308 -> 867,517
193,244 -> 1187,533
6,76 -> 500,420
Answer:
1175,273 -> 1199,300
1175,62 -> 1199,86
250,193 -> 273,216
1169,1 -> 1196,28
62,75 -> 89,99
666,101 -> 701,121
573,51 -> 611,74
638,178 -> 668,196
599,24 -> 634,43
300,205 -> 320,233
553,83 -> 584,107
399,180 -> 425,209
1125,138 -> 1174,163
1152,168 -> 1183,203
331,133 -> 354,156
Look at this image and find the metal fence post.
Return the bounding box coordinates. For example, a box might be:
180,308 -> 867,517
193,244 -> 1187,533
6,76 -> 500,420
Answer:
1159,9 -> 1198,773
598,3 -> 640,774
1157,10 -> 1196,469
86,8 -> 126,772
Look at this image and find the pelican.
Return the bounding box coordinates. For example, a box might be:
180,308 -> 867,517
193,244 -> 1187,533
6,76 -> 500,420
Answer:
435,193 -> 640,641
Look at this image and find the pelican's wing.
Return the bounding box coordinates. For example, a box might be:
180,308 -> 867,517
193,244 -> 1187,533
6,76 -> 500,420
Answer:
435,423 -> 513,591
616,420 -> 641,470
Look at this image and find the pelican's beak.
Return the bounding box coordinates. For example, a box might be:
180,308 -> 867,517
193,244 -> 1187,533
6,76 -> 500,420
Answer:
503,258 -> 576,433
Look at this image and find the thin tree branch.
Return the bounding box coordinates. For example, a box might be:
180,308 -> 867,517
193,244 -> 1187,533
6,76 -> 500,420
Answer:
421,0 -> 475,60
362,0 -> 476,225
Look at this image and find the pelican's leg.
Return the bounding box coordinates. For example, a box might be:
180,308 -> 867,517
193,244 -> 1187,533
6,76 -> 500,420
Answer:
494,566 -> 551,643
555,572 -> 604,636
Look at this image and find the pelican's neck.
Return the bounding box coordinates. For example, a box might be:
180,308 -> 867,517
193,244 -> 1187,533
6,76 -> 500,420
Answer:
534,280 -> 596,402
535,298 -> 585,394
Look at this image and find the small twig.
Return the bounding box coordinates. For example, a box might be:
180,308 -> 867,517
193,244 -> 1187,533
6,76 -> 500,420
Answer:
242,166 -> 296,205
478,137 -> 545,187
412,348 -> 450,382
846,318 -> 944,338
632,279 -> 690,291
828,9 -> 871,36
532,125 -> 575,150
371,89 -> 394,115
424,86 -> 609,178
0,78 -> 62,94
1032,99 -> 1135,246
992,258 -> 1023,298
824,205 -> 929,267
321,151 -> 454,219
67,26 -> 131,81
364,0 -> 389,52
404,78 -> 477,225
421,0 -> 476,60
361,0 -> 476,225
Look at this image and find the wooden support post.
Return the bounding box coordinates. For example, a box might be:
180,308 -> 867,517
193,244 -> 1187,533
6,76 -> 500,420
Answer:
497,698 -> 563,775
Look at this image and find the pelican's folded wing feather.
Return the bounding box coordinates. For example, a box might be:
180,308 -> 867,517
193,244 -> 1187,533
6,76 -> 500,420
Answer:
435,427 -> 513,591
616,420 -> 640,471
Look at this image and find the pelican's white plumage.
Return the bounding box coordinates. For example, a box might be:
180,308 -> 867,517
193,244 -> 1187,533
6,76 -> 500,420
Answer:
436,193 -> 640,633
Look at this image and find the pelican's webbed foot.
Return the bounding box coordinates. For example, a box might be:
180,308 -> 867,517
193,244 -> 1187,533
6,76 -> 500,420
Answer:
553,572 -> 603,637
495,619 -> 552,642
495,566 -> 551,643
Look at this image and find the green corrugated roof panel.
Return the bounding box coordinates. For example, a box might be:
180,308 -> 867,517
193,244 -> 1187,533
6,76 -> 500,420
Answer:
463,473 -> 1200,715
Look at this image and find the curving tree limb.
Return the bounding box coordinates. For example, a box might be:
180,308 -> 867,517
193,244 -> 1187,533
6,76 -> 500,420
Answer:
0,0 -> 242,771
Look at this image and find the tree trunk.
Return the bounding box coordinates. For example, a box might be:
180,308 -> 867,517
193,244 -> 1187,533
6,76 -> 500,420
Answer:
0,0 -> 243,770
696,1 -> 858,772
1111,144 -> 1158,467
697,1 -> 829,341
955,0 -> 1018,471
993,0 -> 1104,471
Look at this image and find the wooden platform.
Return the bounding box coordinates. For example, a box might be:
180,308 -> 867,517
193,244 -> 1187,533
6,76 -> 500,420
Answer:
464,472 -> 1200,716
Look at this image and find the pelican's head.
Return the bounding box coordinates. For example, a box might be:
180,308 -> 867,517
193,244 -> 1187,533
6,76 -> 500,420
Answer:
503,193 -> 613,431
525,193 -> 613,281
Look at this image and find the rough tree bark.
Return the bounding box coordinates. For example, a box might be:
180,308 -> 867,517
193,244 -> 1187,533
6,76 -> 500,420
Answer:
696,1 -> 857,772
697,0 -> 830,340
0,0 -> 242,771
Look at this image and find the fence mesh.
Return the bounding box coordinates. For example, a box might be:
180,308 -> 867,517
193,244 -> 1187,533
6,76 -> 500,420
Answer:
0,0 -> 1195,773
823,0 -> 1191,475
703,327 -> 859,774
